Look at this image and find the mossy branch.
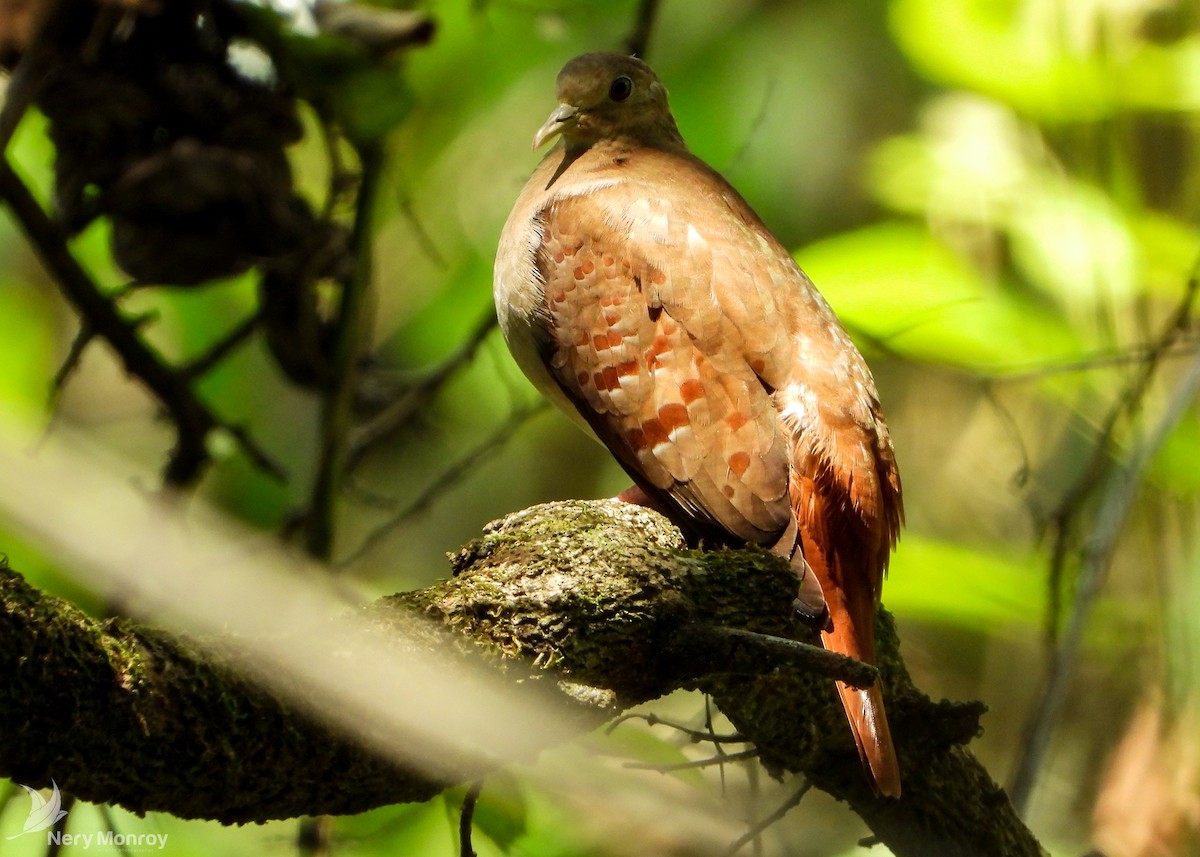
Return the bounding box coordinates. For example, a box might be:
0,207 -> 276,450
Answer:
0,500 -> 1044,855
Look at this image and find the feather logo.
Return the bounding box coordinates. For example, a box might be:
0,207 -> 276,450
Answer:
6,780 -> 68,838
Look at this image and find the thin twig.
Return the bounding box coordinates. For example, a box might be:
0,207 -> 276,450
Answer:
224,424 -> 288,482
345,309 -> 498,472
1009,261 -> 1200,813
97,806 -> 133,857
47,321 -> 95,405
979,380 -> 1033,489
459,780 -> 484,857
0,159 -> 281,486
397,189 -> 447,269
306,142 -> 384,561
296,814 -> 332,857
746,758 -> 763,857
339,399 -> 548,567
43,792 -> 76,857
719,781 -> 812,857
180,312 -> 261,380
984,335 -> 1200,383
604,711 -> 746,744
1046,264 -> 1198,645
666,625 -> 878,688
706,695 -> 730,794
724,76 -> 776,176
853,323 -> 1200,387
1011,345 -> 1200,814
623,747 -> 758,772
1042,281 -> 1198,644
624,0 -> 661,58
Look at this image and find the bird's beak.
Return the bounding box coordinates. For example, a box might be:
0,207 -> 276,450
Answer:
533,103 -> 578,149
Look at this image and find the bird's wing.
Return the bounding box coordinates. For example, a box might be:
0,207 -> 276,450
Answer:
527,180 -> 801,544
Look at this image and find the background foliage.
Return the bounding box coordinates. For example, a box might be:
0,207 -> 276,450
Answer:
1,0 -> 1198,855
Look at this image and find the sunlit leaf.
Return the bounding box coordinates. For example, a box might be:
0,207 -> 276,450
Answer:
1008,180 -> 1137,307
889,0 -> 1114,121
1131,212 -> 1200,300
798,221 -> 1082,367
0,288 -> 54,409
867,94 -> 1035,224
886,533 -> 1045,627
1121,36 -> 1200,112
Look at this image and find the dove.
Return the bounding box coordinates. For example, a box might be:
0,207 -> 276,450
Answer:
494,52 -> 903,797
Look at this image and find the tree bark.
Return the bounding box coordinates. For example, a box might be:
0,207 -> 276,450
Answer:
0,499 -> 1046,855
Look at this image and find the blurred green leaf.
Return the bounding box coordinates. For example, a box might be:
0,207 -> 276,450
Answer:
1120,36 -> 1200,112
0,286 -> 54,410
867,94 -> 1034,224
466,771 -> 528,852
1131,212 -> 1200,300
1148,411 -> 1200,497
799,221 -> 1082,367
336,796 -> 458,855
1008,180 -> 1137,307
338,65 -> 417,143
236,2 -> 416,142
889,0 -> 1113,121
886,533 -> 1044,627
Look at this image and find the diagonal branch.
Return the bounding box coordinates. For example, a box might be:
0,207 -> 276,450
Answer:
344,309 -> 499,473
340,399 -> 547,566
0,160 -> 283,487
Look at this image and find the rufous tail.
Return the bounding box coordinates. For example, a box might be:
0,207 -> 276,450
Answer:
798,500 -> 902,798
832,672 -> 901,798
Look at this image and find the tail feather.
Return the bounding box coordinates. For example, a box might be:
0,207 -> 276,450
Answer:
820,578 -> 902,798
835,676 -> 901,798
795,475 -> 902,799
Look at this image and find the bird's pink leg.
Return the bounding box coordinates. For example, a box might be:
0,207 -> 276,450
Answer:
614,484 -> 676,518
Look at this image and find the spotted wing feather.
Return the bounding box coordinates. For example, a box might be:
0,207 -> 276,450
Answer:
533,193 -> 791,545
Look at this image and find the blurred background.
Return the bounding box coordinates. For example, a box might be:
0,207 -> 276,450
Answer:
1,0 -> 1198,854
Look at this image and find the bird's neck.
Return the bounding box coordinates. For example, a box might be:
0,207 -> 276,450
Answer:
564,122 -> 689,159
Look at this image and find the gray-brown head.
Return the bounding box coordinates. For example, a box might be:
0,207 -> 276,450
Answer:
533,52 -> 686,153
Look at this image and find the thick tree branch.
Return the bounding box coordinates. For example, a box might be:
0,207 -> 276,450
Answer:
0,500 -> 1044,855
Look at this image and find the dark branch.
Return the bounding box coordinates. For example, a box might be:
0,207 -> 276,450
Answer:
664,624 -> 878,688
0,160 -> 282,487
459,780 -> 484,857
625,0 -> 662,58
306,143 -> 385,560
719,780 -> 811,857
180,312 -> 261,381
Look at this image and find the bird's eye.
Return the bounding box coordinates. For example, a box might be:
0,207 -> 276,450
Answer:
608,76 -> 633,102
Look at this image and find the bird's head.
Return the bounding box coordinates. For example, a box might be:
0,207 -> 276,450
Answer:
533,52 -> 685,153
